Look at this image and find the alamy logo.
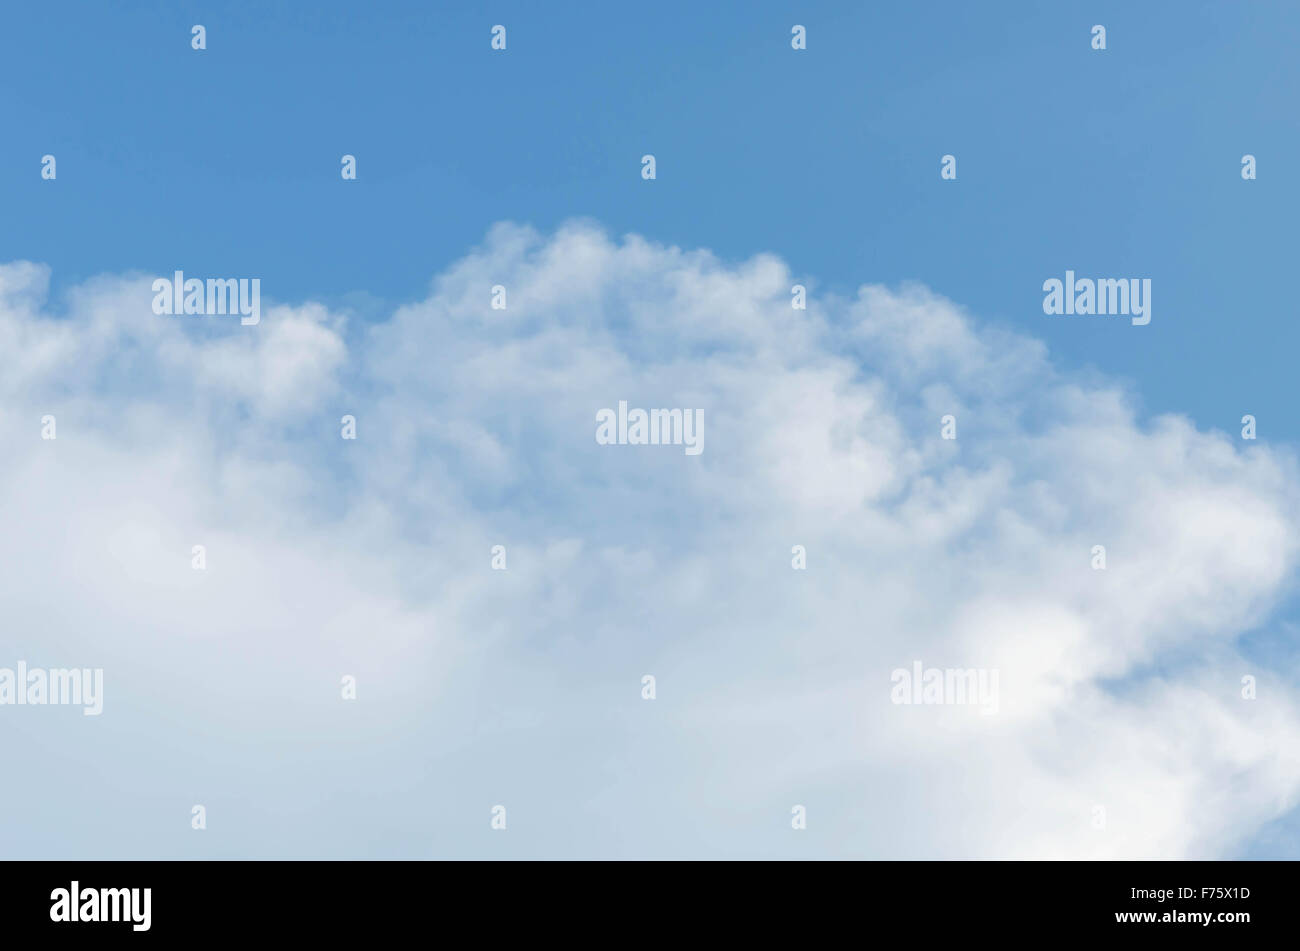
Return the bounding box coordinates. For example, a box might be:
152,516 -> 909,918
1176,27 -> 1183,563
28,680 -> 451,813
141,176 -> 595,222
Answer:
152,270 -> 261,325
0,662 -> 103,715
50,882 -> 151,932
890,661 -> 999,715
596,401 -> 703,455
1042,270 -> 1151,325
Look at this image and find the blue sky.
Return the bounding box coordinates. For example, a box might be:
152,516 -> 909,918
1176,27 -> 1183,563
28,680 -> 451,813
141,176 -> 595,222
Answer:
5,1 -> 1299,440
2,1 -> 1300,859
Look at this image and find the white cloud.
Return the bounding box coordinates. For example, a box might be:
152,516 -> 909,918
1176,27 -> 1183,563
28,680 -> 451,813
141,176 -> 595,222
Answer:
0,222 -> 1297,858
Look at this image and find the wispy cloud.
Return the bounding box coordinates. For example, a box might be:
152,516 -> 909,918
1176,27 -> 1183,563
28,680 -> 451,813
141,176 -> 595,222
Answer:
1,221 -> 1296,858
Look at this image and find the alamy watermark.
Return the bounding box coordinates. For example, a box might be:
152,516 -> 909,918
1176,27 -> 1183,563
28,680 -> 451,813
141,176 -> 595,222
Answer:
50,882 -> 150,932
596,401 -> 703,455
0,662 -> 103,716
152,270 -> 261,325
890,661 -> 999,715
1042,270 -> 1151,325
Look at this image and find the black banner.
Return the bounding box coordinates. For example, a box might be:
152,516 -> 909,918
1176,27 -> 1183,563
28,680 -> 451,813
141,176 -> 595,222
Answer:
0,860 -> 1286,939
